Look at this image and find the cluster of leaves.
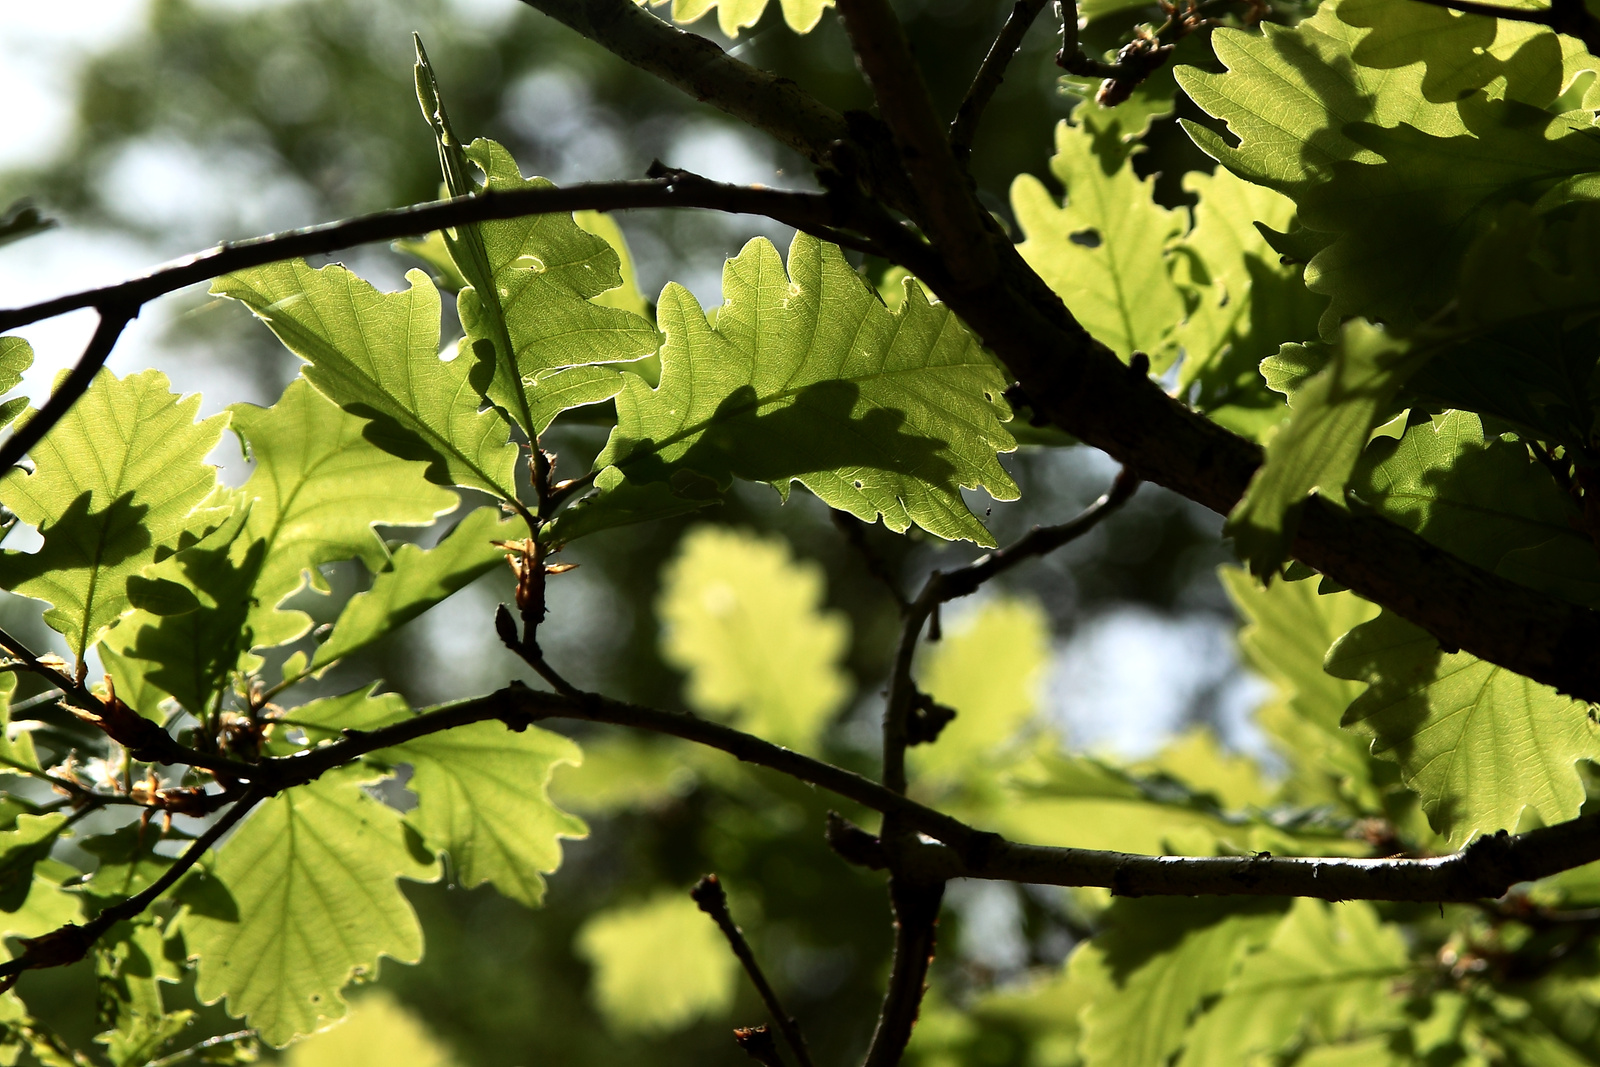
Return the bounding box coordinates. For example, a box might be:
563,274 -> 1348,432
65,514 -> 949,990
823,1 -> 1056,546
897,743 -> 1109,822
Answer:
2,0 -> 1600,1063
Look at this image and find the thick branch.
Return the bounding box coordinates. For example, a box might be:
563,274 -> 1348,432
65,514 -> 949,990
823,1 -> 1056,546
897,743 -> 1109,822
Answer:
950,0 -> 1050,159
861,876 -> 944,1067
899,816 -> 1600,902
834,0 -> 998,285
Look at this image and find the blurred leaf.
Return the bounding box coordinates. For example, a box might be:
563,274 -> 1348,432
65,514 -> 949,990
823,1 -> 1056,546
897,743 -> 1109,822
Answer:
0,370 -> 230,659
549,735 -> 697,814
213,262 -> 519,500
1012,120 -> 1188,369
659,526 -> 850,751
380,721 -> 586,908
0,813 -> 70,916
1326,610 -> 1598,841
1137,729 -> 1273,812
572,233 -> 1017,546
1177,899 -> 1408,1066
268,686 -> 411,754
911,597 -> 1049,788
641,0 -> 831,37
187,767 -> 438,1047
311,505 -> 515,670
0,673 -> 42,774
575,891 -> 738,1034
1226,320 -> 1421,576
284,993 -> 457,1067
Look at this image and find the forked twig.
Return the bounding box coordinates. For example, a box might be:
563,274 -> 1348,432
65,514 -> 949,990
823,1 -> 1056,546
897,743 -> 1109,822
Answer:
692,875 -> 814,1067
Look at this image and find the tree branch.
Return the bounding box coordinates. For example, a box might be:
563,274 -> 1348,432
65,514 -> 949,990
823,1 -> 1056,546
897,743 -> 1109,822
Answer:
949,0 -> 1050,160
834,0 -> 999,286
861,875 -> 944,1067
881,468 -> 1138,791
693,875 -> 814,1067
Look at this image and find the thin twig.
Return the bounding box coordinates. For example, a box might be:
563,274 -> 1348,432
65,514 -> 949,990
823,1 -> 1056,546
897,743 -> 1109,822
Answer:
882,468 -> 1139,791
9,688 -> 65,714
950,0 -> 1050,160
693,875 -> 814,1067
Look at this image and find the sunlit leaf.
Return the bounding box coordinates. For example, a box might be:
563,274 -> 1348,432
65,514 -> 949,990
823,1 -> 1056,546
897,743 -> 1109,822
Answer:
379,721 -> 586,908
637,0 -> 830,37
911,597 -> 1048,788
1177,899 -> 1408,1066
0,369 -> 229,659
284,993 -> 458,1067
213,261 -> 519,500
311,506 -> 516,670
1012,120 -> 1188,369
564,233 -> 1017,546
186,767 -> 438,1047
1326,610 -> 1598,841
1226,320 -> 1422,576
1069,897 -> 1286,1067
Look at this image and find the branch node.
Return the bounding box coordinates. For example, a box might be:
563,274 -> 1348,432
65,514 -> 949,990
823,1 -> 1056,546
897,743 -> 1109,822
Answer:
825,811 -> 889,869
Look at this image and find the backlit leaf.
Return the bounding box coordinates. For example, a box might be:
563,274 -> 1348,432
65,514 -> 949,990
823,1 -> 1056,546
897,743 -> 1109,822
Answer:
186,767 -> 438,1047
311,505 -> 516,670
1226,320 -> 1422,576
1178,899 -> 1408,1067
636,0 -> 831,37
911,597 -> 1049,788
1012,120 -> 1188,369
568,233 -> 1017,546
379,720 -> 586,908
0,369 -> 229,659
284,993 -> 458,1067
1326,610 -> 1598,841
658,526 -> 849,752
213,261 -> 520,500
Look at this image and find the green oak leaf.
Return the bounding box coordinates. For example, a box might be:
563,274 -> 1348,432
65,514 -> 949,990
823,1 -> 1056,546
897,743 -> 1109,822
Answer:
636,0 -> 830,37
413,52 -> 656,435
575,891 -> 738,1034
213,261 -> 520,500
311,506 -> 516,670
267,686 -> 410,754
102,380 -> 458,717
0,369 -> 229,659
378,720 -> 586,908
0,673 -> 42,775
1326,610 -> 1599,841
0,337 -> 33,432
1177,899 -> 1408,1067
282,993 -> 456,1067
1172,169 -> 1322,440
574,211 -> 651,320
1220,567 -> 1381,812
1068,898 -> 1287,1067
570,233 -> 1017,546
1179,0 -> 1600,331
1226,320 -> 1423,576
0,812 -> 69,914
1350,410 -> 1600,605
911,597 -> 1049,789
657,526 -> 850,752
1012,120 -> 1188,369
186,766 -> 438,1048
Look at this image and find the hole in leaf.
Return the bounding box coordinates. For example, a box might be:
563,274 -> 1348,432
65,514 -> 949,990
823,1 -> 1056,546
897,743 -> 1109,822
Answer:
1069,228 -> 1102,249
